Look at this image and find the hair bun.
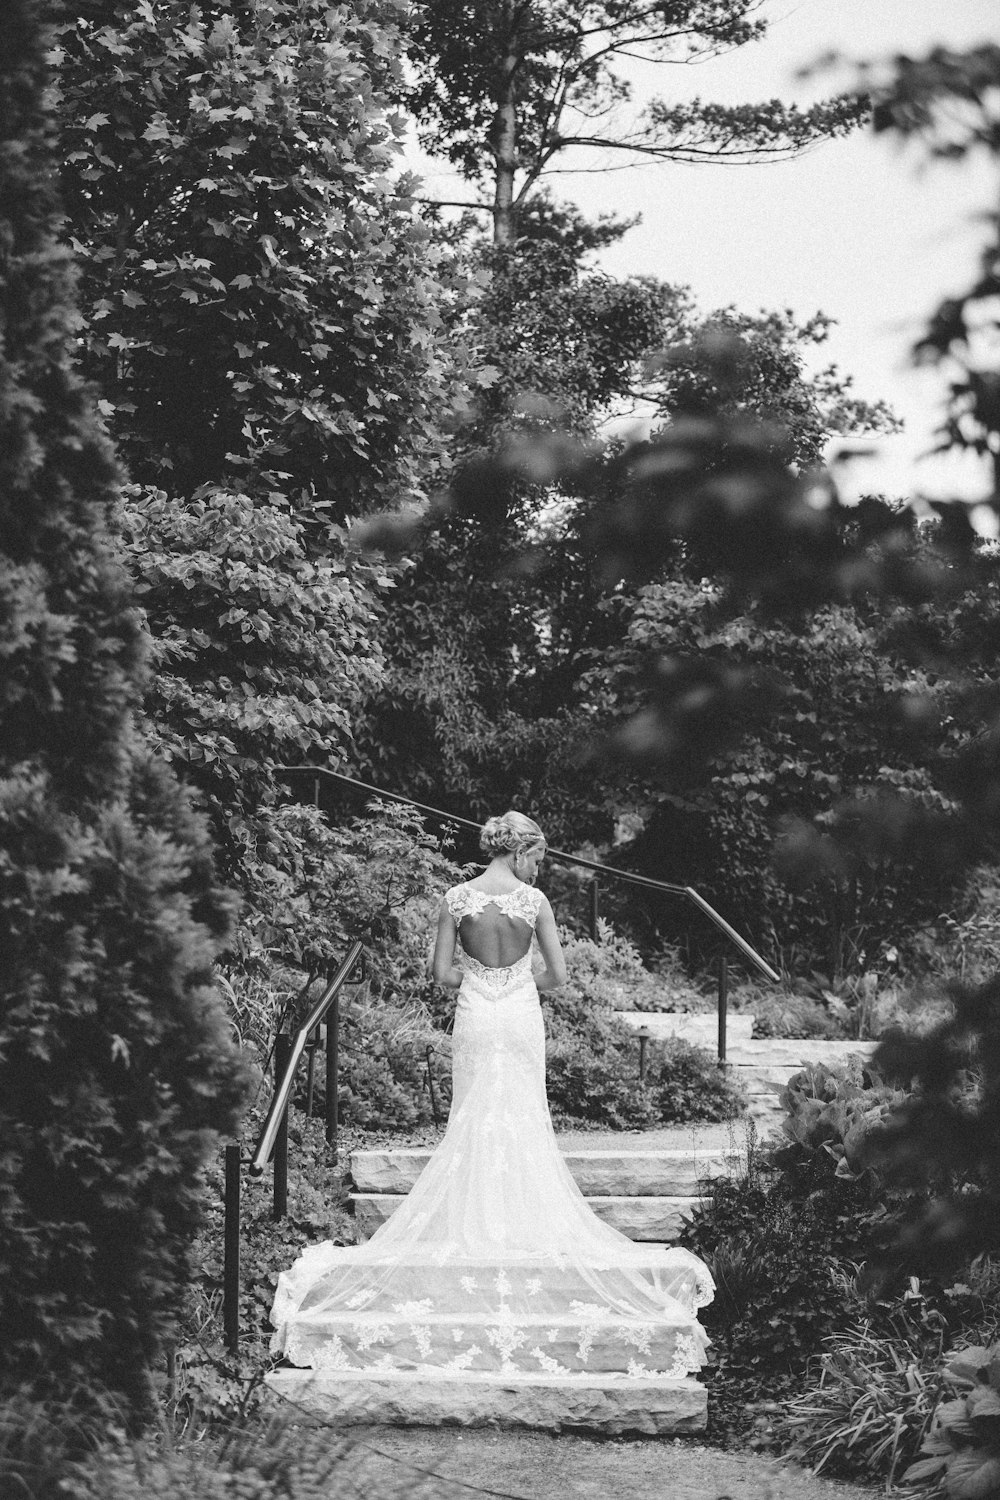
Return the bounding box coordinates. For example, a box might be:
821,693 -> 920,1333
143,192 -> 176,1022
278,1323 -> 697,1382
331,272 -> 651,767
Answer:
480,810 -> 545,859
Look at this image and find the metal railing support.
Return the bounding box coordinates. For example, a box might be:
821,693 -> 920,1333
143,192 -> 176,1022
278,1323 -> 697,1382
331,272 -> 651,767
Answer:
325,989 -> 340,1157
249,938 -> 364,1180
717,956 -> 729,1067
273,1033 -> 290,1220
589,879 -> 600,941
223,1143 -> 241,1353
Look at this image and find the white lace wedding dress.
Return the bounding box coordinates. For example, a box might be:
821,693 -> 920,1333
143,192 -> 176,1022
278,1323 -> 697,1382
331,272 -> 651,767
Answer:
270,882 -> 714,1381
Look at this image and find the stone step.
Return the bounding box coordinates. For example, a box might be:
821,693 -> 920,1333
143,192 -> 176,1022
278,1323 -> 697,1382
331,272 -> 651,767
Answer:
268,1310 -> 699,1375
726,1039 -> 878,1064
351,1193 -> 704,1243
614,1012 -> 755,1046
267,1367 -> 706,1435
350,1147 -> 739,1197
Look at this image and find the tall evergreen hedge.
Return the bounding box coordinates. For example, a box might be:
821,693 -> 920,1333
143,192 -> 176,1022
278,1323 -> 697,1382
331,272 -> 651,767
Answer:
0,0 -> 249,1415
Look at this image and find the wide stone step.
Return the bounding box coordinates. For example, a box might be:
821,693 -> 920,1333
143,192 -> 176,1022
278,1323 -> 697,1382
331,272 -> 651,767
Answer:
272,1310 -> 697,1374
727,1039 -> 878,1065
614,1012 -> 754,1047
267,1366 -> 706,1434
352,1193 -> 704,1242
350,1147 -> 738,1197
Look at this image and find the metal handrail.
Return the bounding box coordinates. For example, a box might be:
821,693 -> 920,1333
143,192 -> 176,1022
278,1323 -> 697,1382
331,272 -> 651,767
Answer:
248,937 -> 364,1178
274,765 -> 780,983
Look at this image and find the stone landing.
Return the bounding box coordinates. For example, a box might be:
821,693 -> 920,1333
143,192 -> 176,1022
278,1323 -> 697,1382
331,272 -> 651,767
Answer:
266,1367 -> 707,1435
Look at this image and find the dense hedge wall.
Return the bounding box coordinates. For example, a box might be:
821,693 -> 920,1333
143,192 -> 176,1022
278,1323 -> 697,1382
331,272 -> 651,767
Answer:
0,0 -> 248,1418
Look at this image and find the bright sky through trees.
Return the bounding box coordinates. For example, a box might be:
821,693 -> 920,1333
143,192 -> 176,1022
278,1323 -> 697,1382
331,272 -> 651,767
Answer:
408,0 -> 998,500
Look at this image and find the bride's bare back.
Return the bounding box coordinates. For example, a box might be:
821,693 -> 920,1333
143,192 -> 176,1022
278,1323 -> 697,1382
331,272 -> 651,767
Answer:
432,876 -> 567,990
456,894 -> 535,968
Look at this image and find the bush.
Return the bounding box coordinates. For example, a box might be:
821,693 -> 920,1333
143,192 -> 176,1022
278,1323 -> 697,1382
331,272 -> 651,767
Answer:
741,986 -> 845,1039
0,7 -> 248,1421
903,1341 -> 1000,1500
678,1137 -> 890,1379
61,1416 -> 376,1500
546,1031 -> 744,1129
774,1298 -> 949,1484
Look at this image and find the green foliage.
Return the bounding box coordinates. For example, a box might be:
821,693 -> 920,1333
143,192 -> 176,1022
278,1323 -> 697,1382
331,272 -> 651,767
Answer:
646,310 -> 897,469
53,0 -> 469,514
0,0 -> 249,1418
740,986 -> 844,1040
120,484 -> 385,867
864,45 -> 1000,493
775,1298 -> 950,1485
63,1415 -> 365,1500
904,1342 -> 1000,1500
232,799 -> 465,972
406,1 -> 863,242
679,1061 -> 915,1384
679,1140 -> 889,1377
600,575 -> 965,971
777,1057 -> 912,1179
542,934 -> 744,1126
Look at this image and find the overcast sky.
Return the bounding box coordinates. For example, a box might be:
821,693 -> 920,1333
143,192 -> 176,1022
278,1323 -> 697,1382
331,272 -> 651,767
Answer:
410,0 -> 998,501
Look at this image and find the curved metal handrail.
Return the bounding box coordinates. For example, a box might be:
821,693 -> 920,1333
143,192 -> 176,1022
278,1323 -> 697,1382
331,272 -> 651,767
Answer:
248,938 -> 364,1177
274,765 -> 780,983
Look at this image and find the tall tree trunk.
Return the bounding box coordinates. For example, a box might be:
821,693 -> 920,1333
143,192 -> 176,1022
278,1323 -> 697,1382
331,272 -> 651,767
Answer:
491,33 -> 518,245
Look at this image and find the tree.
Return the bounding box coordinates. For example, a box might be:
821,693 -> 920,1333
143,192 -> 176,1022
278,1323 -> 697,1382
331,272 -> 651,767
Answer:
406,1 -> 865,242
53,0 -> 470,515
355,297 -> 897,915
0,0 -> 247,1416
49,1 -> 485,920
861,44 -> 1000,492
595,567 -> 970,972
120,485 -> 387,890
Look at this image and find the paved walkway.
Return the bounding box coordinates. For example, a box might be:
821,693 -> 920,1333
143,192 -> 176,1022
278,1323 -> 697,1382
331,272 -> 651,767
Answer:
325,1425 -> 877,1500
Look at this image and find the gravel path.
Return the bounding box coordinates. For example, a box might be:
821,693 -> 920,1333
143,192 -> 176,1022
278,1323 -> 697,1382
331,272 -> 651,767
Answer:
327,1425 -> 877,1500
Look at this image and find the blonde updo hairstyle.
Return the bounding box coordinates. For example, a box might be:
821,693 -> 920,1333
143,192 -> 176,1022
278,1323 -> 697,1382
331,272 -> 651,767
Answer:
480,811 -> 545,862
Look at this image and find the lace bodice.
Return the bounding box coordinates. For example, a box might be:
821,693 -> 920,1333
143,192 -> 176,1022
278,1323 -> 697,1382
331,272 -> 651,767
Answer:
445,882 -> 544,930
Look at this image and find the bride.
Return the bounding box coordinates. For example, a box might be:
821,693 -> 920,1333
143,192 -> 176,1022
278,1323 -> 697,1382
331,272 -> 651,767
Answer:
270,811 -> 714,1381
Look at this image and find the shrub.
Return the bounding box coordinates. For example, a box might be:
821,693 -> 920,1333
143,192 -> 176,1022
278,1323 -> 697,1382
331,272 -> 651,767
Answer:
742,986 -> 845,1039
62,1416 -> 370,1500
903,1342 -> 1000,1500
777,1056 -> 911,1178
546,1044 -> 660,1129
678,1139 -> 889,1378
775,1298 -> 949,1484
0,6 -> 248,1420
546,1032 -> 744,1128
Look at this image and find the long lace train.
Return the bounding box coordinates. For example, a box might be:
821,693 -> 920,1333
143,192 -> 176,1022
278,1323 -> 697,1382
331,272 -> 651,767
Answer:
271,944 -> 714,1380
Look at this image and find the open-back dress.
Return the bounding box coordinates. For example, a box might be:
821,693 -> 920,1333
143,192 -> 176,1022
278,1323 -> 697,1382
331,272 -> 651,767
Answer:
270,881 -> 714,1380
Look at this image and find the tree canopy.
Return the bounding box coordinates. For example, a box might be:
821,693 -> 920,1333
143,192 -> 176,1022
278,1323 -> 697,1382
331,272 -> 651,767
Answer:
406,0 -> 865,241
53,0 -> 470,515
0,0 -> 247,1415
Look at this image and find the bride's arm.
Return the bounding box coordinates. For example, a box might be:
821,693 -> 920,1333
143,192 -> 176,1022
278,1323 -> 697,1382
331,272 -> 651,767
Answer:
430,902 -> 463,989
533,897 -> 567,992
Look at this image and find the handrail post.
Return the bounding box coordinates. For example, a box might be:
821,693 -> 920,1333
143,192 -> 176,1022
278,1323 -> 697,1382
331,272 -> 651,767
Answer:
717,956 -> 728,1067
589,878 -> 600,942
273,1033 -> 290,1220
223,1143 -> 241,1353
325,986 -> 340,1160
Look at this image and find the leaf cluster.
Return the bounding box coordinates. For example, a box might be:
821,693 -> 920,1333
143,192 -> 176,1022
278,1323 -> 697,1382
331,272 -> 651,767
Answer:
53,0 -> 470,514
406,1 -> 863,219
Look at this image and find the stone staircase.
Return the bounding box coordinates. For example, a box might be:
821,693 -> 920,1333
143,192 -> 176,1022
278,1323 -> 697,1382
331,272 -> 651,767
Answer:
268,1021 -> 876,1433
351,1141 -> 736,1243
349,1025 -> 877,1244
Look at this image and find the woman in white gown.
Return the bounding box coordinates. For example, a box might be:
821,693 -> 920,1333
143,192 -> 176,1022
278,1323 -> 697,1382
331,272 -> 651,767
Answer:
270,812 -> 714,1381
